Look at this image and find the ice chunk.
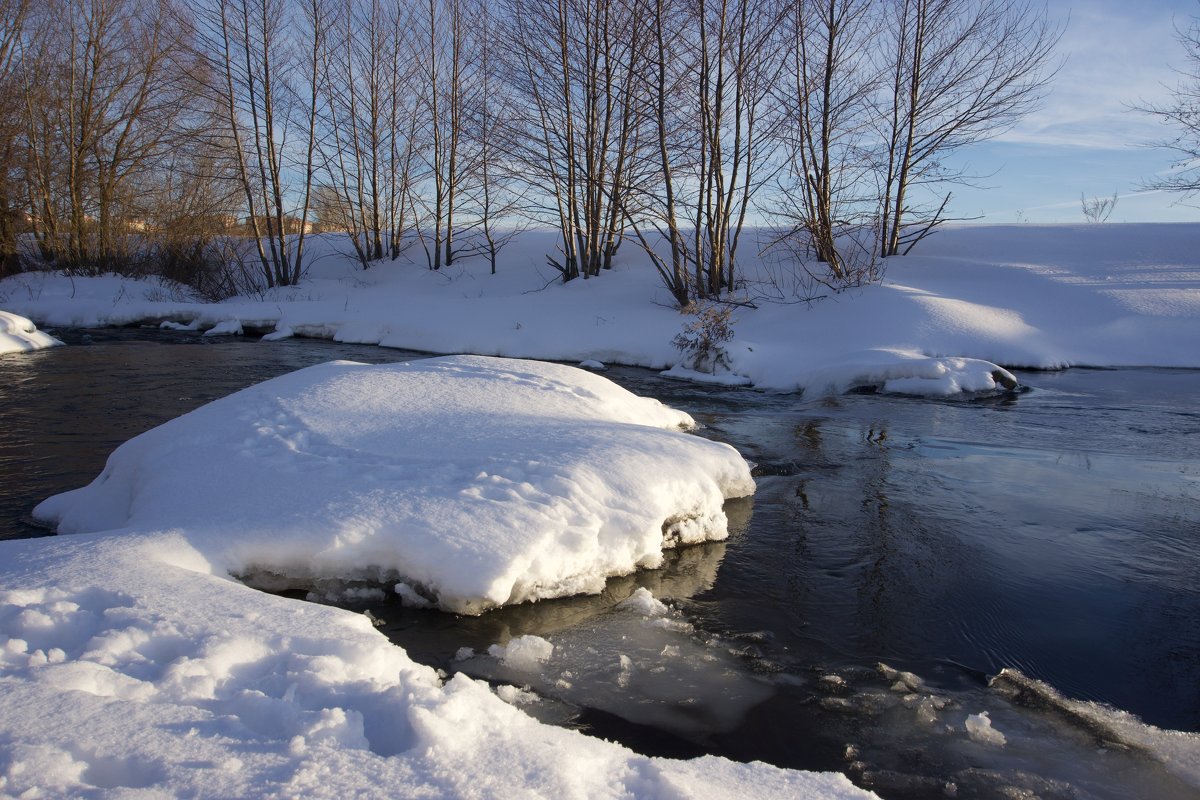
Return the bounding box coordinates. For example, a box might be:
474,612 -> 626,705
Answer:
489,635 -> 554,671
202,319 -> 243,337
965,711 -> 1007,746
616,587 -> 668,617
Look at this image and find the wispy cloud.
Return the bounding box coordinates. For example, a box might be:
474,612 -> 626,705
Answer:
996,0 -> 1192,150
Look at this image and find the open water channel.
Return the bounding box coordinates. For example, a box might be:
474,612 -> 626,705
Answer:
1,328 -> 1198,799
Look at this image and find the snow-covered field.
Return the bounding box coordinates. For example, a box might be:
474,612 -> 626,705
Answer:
4,223 -> 1198,394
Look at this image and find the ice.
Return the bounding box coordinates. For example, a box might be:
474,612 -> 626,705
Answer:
32,355 -> 755,614
793,662 -> 1200,799
458,589 -> 772,737
393,582 -> 433,608
965,712 -> 1007,746
616,587 -> 669,617
488,635 -> 555,671
202,319 -> 243,337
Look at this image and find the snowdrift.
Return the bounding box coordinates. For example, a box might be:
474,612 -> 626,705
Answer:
33,355 -> 755,614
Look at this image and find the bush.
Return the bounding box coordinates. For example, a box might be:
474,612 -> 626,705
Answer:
672,303 -> 736,374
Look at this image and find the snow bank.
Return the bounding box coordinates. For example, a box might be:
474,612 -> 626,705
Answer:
3,224 -> 1198,393
0,530 -> 870,799
34,355 -> 755,614
0,310 -> 61,355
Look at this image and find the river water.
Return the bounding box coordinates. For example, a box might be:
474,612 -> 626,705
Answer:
2,329 -> 1198,799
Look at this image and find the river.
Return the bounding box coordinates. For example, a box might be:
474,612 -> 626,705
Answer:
2,328 -> 1198,799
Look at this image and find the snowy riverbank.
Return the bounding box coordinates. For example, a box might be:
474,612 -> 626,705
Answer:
3,223 -> 1198,395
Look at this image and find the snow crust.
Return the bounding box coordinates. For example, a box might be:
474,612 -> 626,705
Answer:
0,309 -> 62,355
0,355 -> 873,798
4,224 -> 1198,394
33,355 -> 754,614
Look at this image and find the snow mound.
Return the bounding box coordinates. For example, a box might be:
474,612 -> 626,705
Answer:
33,355 -> 755,614
0,310 -> 62,355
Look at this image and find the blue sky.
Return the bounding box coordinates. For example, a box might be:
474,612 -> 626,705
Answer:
945,0 -> 1200,223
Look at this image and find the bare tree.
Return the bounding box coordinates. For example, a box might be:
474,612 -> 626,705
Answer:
1139,10 -> 1200,201
318,0 -> 393,267
501,0 -> 648,281
0,0 -> 31,276
418,0 -> 475,269
19,0 -> 195,273
775,0 -> 879,284
1080,191 -> 1117,223
195,0 -> 316,288
636,0 -> 785,304
462,0 -> 528,273
876,0 -> 1057,257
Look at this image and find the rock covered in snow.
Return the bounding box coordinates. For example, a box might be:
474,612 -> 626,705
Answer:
0,310 -> 62,355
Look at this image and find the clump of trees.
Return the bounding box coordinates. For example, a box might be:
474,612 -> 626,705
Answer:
0,0 -> 1058,304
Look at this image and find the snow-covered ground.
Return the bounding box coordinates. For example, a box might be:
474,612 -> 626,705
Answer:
0,356 -> 869,798
3,223 -> 1198,394
0,310 -> 61,355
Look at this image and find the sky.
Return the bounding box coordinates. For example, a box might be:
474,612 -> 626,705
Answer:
945,0 -> 1200,223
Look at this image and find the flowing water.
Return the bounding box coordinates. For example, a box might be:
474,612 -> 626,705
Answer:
2,329 -> 1198,799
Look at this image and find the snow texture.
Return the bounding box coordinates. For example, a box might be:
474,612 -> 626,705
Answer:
0,533 -> 870,799
5,224 -> 1198,394
33,355 -> 753,614
0,355 -> 869,799
0,310 -> 61,355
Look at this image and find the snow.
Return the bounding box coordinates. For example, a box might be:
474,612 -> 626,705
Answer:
0,355 -> 871,799
33,355 -> 754,614
0,532 -> 869,799
0,310 -> 61,355
4,224 -> 1198,395
4,222 -> 1200,796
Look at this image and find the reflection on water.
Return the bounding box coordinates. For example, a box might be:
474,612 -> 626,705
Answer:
2,332 -> 1199,799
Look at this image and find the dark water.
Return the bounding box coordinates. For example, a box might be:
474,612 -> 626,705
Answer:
2,330 -> 1198,798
